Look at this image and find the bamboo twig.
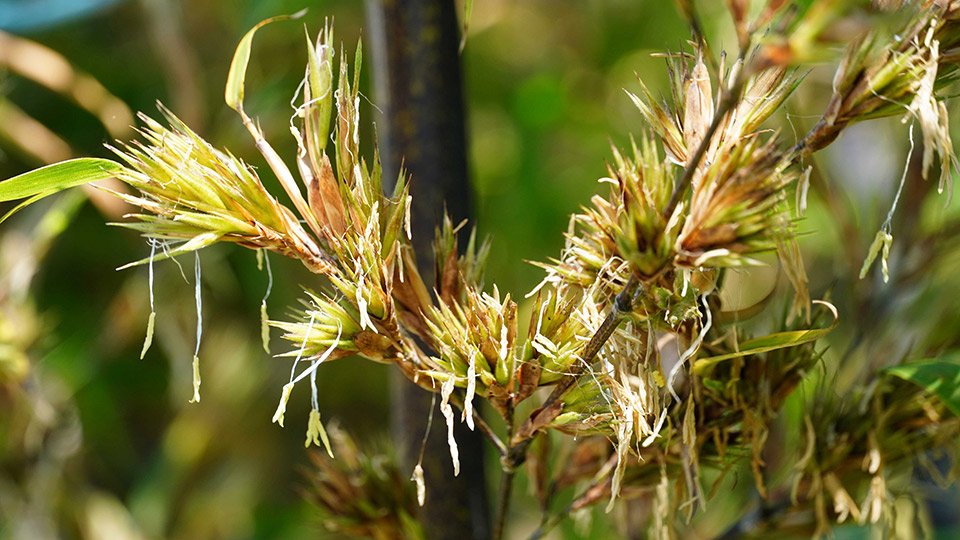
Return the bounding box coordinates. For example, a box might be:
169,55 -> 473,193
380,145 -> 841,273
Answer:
505,274 -> 642,470
492,397 -> 516,540
663,63 -> 748,220
492,469 -> 515,540
448,392 -> 507,457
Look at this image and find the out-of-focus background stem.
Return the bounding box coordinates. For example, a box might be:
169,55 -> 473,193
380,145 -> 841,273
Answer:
365,1 -> 490,537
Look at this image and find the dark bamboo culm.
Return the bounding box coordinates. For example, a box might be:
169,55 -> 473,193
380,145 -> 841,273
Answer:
366,1 -> 491,538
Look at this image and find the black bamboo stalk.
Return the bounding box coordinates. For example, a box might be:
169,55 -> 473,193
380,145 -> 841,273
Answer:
365,1 -> 490,538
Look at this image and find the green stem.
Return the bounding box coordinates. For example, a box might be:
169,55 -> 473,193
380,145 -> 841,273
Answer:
492,469 -> 515,540
492,402 -> 516,540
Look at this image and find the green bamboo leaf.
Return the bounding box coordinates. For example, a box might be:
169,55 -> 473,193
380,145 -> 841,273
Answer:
0,158 -> 124,203
884,356 -> 960,417
225,10 -> 307,112
692,300 -> 838,374
0,193 -> 48,225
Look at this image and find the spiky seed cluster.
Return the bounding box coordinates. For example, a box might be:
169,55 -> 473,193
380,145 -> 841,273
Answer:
804,1 -> 960,193
107,108 -> 332,273
304,425 -> 424,540
400,217 -> 523,415
422,286 -> 517,412
270,291 -> 394,362
676,136 -> 796,268
273,28 -> 411,365
631,59 -> 797,169
629,59 -> 802,268
107,24 -> 416,445
522,288 -> 592,386
611,139 -> 675,279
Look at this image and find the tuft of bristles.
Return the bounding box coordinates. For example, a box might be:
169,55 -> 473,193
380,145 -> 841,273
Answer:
303,425 -> 425,539
107,107 -> 334,274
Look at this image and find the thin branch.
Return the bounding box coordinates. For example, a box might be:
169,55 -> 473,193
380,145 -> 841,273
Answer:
448,392 -> 507,457
472,410 -> 507,457
663,69 -> 747,219
492,469 -> 515,540
505,274 -> 642,470
493,394 -> 517,540
673,0 -> 720,76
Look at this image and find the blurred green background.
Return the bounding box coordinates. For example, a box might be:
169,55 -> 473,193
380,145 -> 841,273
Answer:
2,1 -> 959,539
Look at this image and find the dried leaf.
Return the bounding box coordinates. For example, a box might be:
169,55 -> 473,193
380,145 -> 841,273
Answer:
683,55 -> 714,159
439,248 -> 460,305
513,399 -> 565,443
309,154 -> 348,236
516,361 -> 543,404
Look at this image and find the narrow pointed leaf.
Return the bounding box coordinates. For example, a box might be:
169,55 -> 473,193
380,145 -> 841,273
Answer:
0,158 -> 124,202
225,10 -> 307,112
1,193 -> 48,224
692,301 -> 838,374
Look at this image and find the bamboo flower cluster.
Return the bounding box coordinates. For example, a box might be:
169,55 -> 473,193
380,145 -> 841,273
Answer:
2,2 -> 960,537
107,108 -> 334,273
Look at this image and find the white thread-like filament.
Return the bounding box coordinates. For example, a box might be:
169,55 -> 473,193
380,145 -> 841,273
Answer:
260,250 -> 274,353
140,240 -> 158,360
190,252 -> 203,403
667,294 -> 713,401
